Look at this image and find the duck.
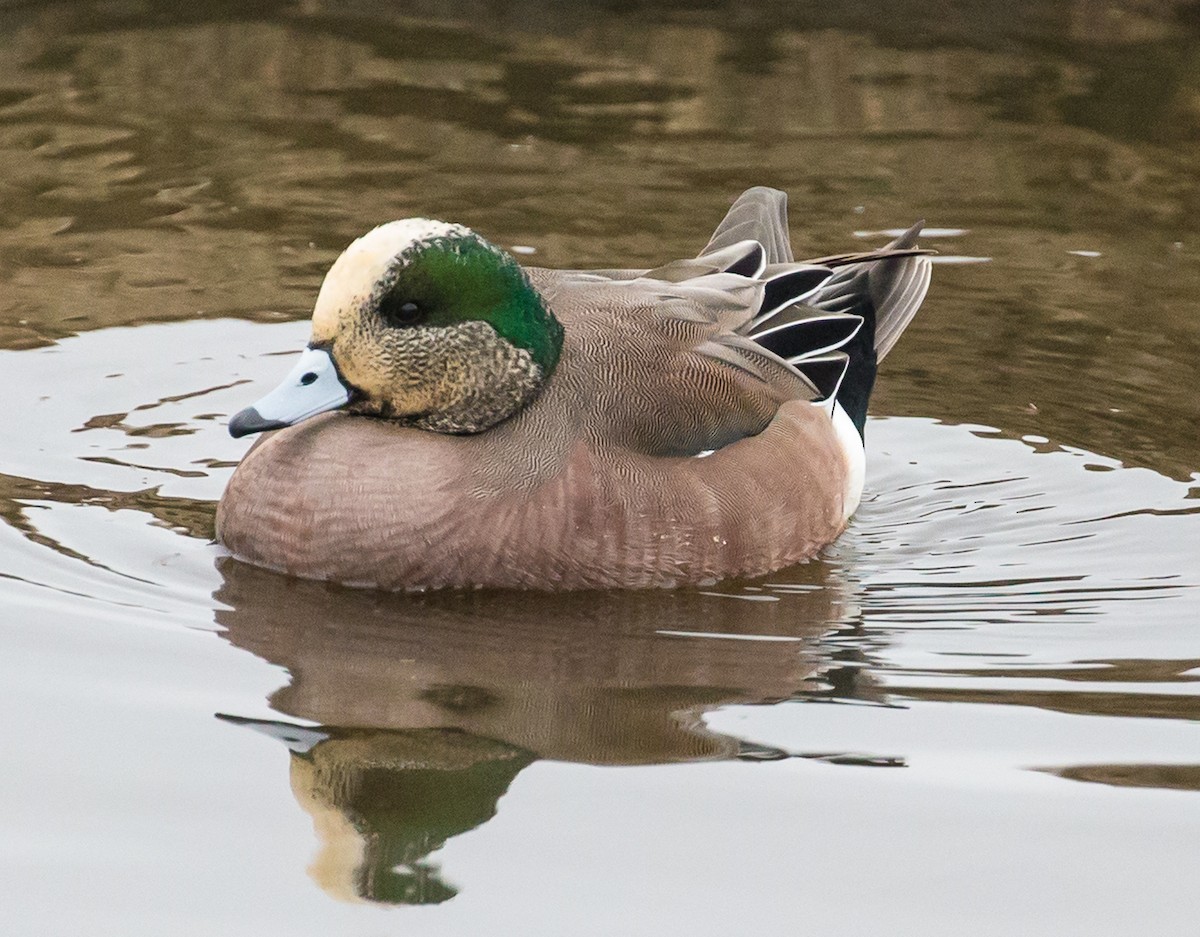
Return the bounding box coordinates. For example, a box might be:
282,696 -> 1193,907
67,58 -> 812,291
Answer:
216,186 -> 931,591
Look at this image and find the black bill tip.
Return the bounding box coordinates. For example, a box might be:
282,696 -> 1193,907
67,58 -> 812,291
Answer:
228,406 -> 287,439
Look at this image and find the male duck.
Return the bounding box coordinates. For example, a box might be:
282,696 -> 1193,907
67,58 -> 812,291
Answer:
217,187 -> 931,590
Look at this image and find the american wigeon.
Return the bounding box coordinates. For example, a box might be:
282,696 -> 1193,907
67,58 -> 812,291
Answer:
216,186 -> 931,589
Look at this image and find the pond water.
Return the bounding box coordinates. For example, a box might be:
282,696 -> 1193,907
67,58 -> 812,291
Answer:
2,1 -> 1199,934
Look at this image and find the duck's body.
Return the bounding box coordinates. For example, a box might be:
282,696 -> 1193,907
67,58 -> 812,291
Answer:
219,292 -> 848,590
216,187 -> 931,590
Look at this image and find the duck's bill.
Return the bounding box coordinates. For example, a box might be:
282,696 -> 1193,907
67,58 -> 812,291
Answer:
228,347 -> 351,438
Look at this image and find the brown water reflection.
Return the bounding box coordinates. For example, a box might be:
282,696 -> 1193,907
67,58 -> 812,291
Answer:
213,557 -> 866,903
216,559 -> 848,764
1048,762 -> 1200,791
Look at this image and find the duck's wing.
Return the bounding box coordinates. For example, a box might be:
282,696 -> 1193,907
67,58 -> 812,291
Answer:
615,276 -> 817,457
698,191 -> 933,433
551,269 -> 857,458
696,188 -> 931,361
698,186 -> 795,264
580,186 -> 796,282
583,187 -> 929,289
586,238 -> 769,283
545,187 -> 930,448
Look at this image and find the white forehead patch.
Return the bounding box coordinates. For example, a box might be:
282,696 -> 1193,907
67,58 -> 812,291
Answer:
351,218 -> 474,259
311,218 -> 475,338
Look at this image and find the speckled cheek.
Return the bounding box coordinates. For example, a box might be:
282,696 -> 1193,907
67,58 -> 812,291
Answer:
331,329 -> 388,401
342,327 -> 445,417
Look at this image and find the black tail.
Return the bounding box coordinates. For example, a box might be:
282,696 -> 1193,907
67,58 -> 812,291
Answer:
808,222 -> 931,438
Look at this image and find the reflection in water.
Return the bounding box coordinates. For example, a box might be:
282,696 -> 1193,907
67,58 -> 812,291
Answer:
888,683 -> 1200,721
221,717 -> 534,905
1,0 -> 1198,472
214,557 -> 855,903
1047,763 -> 1200,792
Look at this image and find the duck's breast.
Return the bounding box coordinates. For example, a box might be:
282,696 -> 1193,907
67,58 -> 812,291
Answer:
216,401 -> 849,590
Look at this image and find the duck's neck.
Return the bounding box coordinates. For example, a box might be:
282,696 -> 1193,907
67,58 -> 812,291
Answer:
353,318 -> 558,434
414,260 -> 563,433
419,321 -> 551,434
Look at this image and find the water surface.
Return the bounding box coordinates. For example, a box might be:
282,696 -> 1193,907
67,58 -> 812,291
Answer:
2,2 -> 1199,934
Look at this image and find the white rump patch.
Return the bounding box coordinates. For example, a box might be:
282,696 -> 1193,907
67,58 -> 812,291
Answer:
831,402 -> 865,521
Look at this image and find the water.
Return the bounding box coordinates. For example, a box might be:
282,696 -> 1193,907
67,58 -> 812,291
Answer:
2,1 -> 1198,934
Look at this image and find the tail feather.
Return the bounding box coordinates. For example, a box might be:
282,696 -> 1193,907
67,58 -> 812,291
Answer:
804,222 -> 931,437
804,246 -> 933,269
701,189 -> 932,440
873,252 -> 932,361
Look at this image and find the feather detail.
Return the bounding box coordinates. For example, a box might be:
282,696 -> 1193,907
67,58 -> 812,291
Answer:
693,239 -> 767,278
699,187 -> 795,264
790,353 -> 850,413
750,313 -> 863,361
803,246 -> 934,268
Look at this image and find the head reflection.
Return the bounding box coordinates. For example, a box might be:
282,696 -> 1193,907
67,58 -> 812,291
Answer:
213,558 -> 854,905
220,716 -> 532,904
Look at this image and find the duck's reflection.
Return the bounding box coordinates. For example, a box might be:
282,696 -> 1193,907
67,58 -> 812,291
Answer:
214,558 -> 855,904
220,717 -> 533,904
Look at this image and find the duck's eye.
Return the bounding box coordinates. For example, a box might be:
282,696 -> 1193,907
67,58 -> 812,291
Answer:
382,298 -> 425,328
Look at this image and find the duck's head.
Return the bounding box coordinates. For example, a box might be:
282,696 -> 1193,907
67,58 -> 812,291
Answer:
229,220 -> 563,438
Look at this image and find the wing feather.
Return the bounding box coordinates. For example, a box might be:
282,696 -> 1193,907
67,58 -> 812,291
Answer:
699,186 -> 794,264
